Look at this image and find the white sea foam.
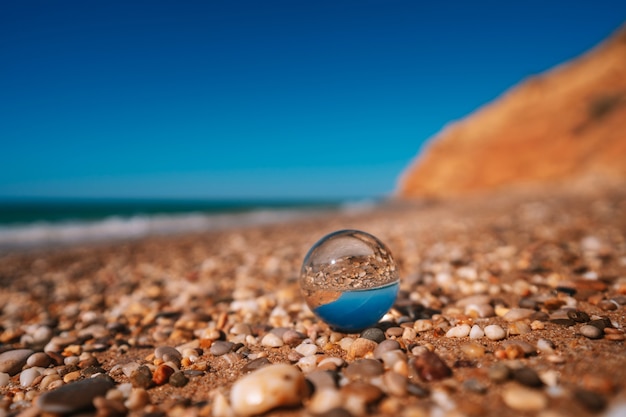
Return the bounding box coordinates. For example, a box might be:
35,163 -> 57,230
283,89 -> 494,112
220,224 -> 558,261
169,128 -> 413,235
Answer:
0,209 -> 325,251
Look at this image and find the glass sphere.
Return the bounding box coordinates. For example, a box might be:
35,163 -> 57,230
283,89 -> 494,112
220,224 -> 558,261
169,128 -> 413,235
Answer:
300,229 -> 400,332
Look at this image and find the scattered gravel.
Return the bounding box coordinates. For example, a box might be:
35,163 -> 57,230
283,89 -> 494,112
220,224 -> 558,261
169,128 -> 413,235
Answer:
0,185 -> 625,417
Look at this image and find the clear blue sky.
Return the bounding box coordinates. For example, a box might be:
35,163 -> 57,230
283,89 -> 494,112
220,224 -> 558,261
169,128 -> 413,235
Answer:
1,1 -> 625,200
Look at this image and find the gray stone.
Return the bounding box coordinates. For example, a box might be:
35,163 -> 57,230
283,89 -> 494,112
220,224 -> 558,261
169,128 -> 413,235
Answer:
37,375 -> 115,413
360,328 -> 385,343
580,324 -> 604,339
0,349 -> 34,376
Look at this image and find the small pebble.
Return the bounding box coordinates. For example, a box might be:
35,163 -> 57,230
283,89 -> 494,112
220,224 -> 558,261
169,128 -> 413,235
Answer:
513,367 -> 543,387
484,324 -> 506,340
567,310 -> 590,323
551,318 -> 576,327
308,388 -> 343,414
130,365 -> 153,389
230,364 -> 307,416
374,340 -> 401,359
26,352 -> 52,368
210,341 -> 235,356
261,333 -> 284,348
411,350 -> 452,382
580,324 -> 603,339
469,325 -> 484,339
536,338 -> 555,354
0,372 -> 10,387
124,388 -> 150,411
155,346 -> 182,364
445,324 -> 471,338
360,328 -> 385,343
488,363 -> 511,383
463,378 -> 487,394
282,330 -> 306,346
20,367 -> 41,387
383,371 -> 407,396
37,375 -> 115,413
169,371 -> 188,387
242,357 -> 272,373
0,349 -> 34,376
575,388 -> 607,411
460,342 -> 485,359
502,308 -> 536,322
347,338 -> 378,360
344,359 -> 384,380
295,343 -> 318,357
502,384 -> 548,411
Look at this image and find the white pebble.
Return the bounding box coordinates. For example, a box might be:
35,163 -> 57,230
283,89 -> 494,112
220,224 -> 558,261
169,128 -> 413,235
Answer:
484,325 -> 506,340
230,364 -> 307,416
469,325 -> 484,339
20,367 -> 41,387
296,355 -> 318,373
261,333 -> 284,348
295,343 -> 318,357
308,388 -> 342,414
446,324 -> 471,338
338,337 -> 354,351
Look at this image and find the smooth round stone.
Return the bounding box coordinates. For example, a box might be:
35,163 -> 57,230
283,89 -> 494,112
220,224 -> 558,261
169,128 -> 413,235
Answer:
20,367 -> 41,387
383,371 -> 407,396
155,346 -> 182,362
261,333 -> 284,348
484,325 -> 506,340
282,330 -> 306,346
300,230 -> 400,332
411,350 -> 452,382
230,364 -> 307,416
488,363 -> 511,383
469,325 -> 485,339
502,385 -> 548,412
464,304 -> 495,318
502,308 -> 536,322
0,349 -> 34,376
242,357 -> 272,374
37,376 -> 115,413
344,359 -> 384,380
360,328 -> 385,343
308,388 -> 343,414
446,324 -> 471,338
513,367 -> 543,387
460,342 -> 485,359
580,324 -> 603,339
374,340 -> 401,360
210,341 -> 235,356
295,343 -> 318,357
347,337 -> 378,360
27,352 -> 52,368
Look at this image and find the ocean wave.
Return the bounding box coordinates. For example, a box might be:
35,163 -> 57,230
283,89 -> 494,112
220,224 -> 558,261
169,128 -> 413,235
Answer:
0,209 -> 325,251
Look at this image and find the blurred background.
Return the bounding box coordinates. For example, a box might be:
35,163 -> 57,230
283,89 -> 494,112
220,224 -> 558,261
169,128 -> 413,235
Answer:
1,1 -> 625,245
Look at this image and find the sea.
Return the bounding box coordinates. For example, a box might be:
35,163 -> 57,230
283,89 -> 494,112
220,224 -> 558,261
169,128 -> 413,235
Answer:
0,198 -> 372,252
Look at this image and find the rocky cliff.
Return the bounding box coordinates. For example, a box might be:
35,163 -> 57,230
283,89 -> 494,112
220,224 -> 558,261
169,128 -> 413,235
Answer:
397,24 -> 626,198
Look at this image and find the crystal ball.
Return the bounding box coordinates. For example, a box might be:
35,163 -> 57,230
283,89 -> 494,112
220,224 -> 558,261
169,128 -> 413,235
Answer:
300,229 -> 400,332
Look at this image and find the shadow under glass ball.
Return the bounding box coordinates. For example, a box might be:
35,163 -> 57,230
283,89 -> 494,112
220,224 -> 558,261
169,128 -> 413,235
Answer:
300,229 -> 400,332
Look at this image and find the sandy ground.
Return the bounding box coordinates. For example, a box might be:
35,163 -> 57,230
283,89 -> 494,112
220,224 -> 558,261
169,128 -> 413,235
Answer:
1,183 -> 625,417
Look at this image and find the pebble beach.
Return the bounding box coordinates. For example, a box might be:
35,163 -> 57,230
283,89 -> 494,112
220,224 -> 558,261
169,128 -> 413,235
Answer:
1,183 -> 625,417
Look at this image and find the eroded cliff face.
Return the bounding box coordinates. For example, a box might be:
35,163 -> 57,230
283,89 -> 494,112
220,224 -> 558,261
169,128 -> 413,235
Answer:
397,25 -> 626,198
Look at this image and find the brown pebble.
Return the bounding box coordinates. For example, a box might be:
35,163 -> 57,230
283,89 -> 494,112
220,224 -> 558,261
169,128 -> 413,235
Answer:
597,299 -> 618,311
152,364 -> 175,385
344,359 -> 384,380
411,350 -> 452,382
567,310 -> 590,323
488,363 -> 511,383
574,388 -> 607,411
130,365 -> 153,389
550,318 -> 576,327
513,367 -> 543,388
169,371 -> 188,387
340,381 -> 383,404
93,397 -> 127,417
347,338 -> 378,360
582,374 -> 616,394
